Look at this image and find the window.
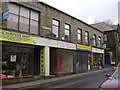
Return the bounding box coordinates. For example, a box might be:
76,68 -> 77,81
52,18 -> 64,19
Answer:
85,31 -> 89,45
52,19 -> 59,38
98,36 -> 101,47
103,44 -> 106,48
65,24 -> 70,41
7,3 -> 39,35
7,14 -> 19,30
30,10 -> 39,34
19,17 -> 29,32
117,33 -> 119,42
2,45 -> 34,77
104,34 -> 107,41
77,28 -> 82,43
93,34 -> 96,46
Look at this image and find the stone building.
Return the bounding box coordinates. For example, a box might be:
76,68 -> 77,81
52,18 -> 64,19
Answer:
0,1 -> 104,84
91,22 -> 120,65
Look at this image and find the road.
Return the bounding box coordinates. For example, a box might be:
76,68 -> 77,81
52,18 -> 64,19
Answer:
22,69 -> 112,90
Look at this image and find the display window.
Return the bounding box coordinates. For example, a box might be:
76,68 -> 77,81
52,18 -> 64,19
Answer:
2,45 -> 34,78
76,52 -> 91,71
50,48 -> 74,74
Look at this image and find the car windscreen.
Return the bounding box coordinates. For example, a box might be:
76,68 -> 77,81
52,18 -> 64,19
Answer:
117,63 -> 120,66
111,68 -> 120,78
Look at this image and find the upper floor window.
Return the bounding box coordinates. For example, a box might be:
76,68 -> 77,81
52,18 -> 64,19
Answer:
104,34 -> 107,41
98,36 -> 101,47
93,34 -> 97,46
117,33 -> 119,42
52,19 -> 59,38
64,24 -> 70,41
77,28 -> 82,43
85,31 -> 89,45
7,3 -> 39,35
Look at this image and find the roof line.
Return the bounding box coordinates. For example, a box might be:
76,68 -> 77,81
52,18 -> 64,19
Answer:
39,1 -> 103,33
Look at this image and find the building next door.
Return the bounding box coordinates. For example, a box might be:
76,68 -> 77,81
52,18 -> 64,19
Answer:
104,54 -> 111,65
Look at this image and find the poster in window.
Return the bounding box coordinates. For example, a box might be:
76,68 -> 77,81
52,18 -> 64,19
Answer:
10,55 -> 16,62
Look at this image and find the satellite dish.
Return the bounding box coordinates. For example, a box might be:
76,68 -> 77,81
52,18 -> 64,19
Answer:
47,33 -> 56,39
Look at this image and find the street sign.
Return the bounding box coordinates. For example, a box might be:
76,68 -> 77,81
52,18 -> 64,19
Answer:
2,9 -> 9,20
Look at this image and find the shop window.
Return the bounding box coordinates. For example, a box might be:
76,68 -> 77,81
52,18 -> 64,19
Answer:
2,45 -> 34,78
7,3 -> 39,35
7,14 -> 19,30
30,20 -> 38,34
31,10 -> 39,21
20,7 -> 30,18
19,17 -> 29,32
8,3 -> 19,15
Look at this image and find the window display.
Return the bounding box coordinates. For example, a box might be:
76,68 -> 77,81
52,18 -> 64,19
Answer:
2,45 -> 33,78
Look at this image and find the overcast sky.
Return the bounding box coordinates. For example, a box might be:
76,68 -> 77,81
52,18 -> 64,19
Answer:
39,0 -> 119,25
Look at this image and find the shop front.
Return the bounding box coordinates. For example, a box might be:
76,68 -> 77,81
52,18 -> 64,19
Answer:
76,44 -> 92,72
50,41 -> 76,75
92,47 -> 104,69
0,29 -> 41,84
2,42 -> 34,77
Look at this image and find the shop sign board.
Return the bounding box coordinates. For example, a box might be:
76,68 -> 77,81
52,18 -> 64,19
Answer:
77,44 -> 92,52
57,41 -> 76,50
40,48 -> 45,76
92,47 -> 104,54
0,29 -> 33,44
2,9 -> 9,20
10,55 -> 16,62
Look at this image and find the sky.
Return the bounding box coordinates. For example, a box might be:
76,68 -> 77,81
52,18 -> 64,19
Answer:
39,0 -> 119,25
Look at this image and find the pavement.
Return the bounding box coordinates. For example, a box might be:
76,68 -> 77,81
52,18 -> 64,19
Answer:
1,67 -> 112,89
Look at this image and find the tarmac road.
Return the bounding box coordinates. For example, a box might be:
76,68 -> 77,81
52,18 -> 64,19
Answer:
21,68 -> 112,89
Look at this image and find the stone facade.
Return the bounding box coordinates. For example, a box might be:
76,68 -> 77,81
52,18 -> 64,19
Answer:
1,1 -> 104,84
1,2 -> 103,47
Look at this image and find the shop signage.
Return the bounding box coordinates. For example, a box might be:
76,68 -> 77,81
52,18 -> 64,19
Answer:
77,44 -> 92,52
0,29 -> 33,44
57,41 -> 76,50
40,48 -> 45,76
42,26 -> 51,31
10,55 -> 16,62
2,9 -> 9,20
92,47 -> 104,54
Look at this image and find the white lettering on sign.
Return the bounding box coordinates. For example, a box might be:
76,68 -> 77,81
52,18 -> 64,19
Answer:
42,26 -> 51,31
57,41 -> 76,50
92,47 -> 104,54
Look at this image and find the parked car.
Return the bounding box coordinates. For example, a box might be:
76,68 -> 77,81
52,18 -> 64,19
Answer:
0,74 -> 7,79
99,67 -> 120,89
0,74 -> 14,79
112,62 -> 120,71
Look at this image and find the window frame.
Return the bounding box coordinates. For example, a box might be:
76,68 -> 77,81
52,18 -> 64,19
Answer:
7,3 -> 40,36
104,34 -> 107,41
52,19 -> 60,38
98,36 -> 101,47
64,23 -> 71,41
85,31 -> 89,45
77,28 -> 82,43
93,34 -> 97,46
